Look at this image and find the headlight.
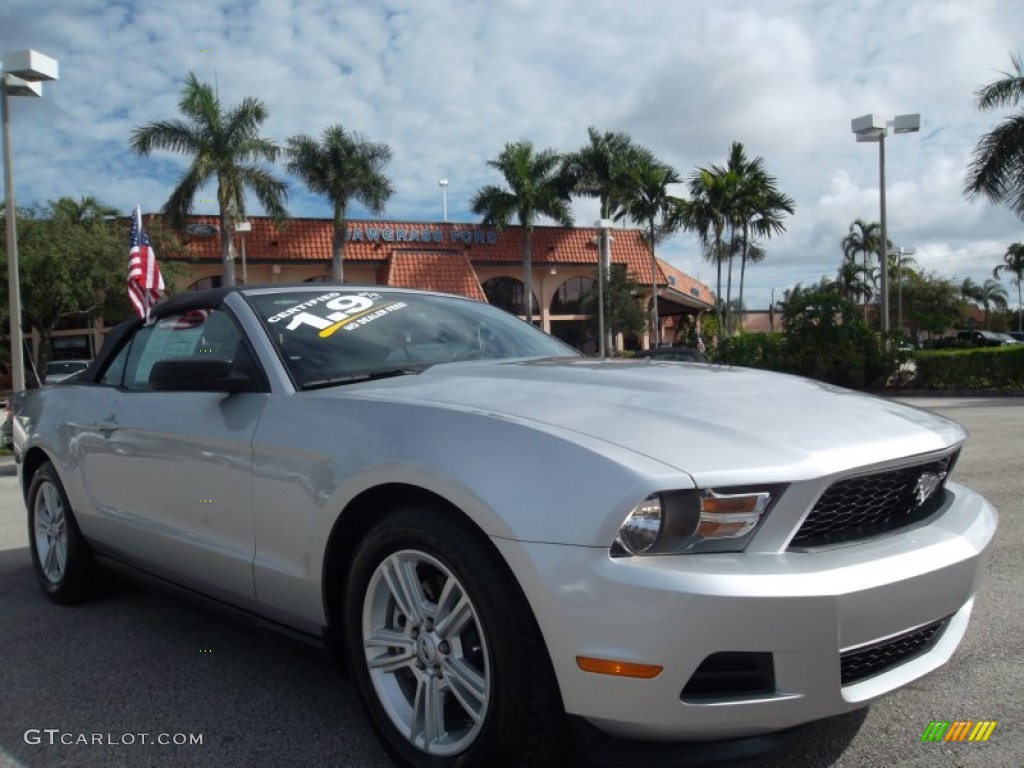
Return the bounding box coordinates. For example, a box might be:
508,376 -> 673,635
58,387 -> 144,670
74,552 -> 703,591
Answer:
615,496 -> 663,554
612,487 -> 780,556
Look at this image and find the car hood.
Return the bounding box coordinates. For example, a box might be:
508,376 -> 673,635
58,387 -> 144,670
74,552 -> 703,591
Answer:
330,359 -> 965,484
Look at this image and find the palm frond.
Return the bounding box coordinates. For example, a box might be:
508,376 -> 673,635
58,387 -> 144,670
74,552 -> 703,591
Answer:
976,53 -> 1024,111
964,114 -> 1024,217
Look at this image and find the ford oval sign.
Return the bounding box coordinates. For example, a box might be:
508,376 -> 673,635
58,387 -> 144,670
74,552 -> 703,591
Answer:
186,223 -> 218,236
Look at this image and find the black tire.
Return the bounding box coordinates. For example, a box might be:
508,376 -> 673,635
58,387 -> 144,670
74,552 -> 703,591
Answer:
27,461 -> 97,604
344,506 -> 565,767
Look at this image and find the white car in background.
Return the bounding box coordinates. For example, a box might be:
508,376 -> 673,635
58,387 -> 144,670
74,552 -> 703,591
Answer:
42,359 -> 92,384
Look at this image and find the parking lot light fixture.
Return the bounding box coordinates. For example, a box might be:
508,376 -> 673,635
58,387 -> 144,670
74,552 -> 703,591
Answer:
2,49 -> 59,392
851,112 -> 920,335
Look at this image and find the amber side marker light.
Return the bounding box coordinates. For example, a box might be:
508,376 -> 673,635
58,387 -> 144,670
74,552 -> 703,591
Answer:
576,656 -> 663,679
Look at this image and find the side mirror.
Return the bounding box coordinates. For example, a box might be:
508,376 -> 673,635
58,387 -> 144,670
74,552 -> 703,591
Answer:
149,357 -> 253,393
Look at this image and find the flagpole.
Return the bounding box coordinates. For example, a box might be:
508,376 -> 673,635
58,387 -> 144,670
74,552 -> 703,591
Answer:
135,206 -> 149,321
127,205 -> 164,324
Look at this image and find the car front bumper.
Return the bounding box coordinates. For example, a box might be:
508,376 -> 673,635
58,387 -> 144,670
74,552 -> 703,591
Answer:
492,482 -> 997,741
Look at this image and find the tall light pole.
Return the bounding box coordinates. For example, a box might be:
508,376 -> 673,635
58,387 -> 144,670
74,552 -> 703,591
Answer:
438,178 -> 448,222
2,49 -> 59,392
851,112 -> 920,336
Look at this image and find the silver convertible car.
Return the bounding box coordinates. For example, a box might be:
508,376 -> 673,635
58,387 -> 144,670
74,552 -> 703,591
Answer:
13,285 -> 997,766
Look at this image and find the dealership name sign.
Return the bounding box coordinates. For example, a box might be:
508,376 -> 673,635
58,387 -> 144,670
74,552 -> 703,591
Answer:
345,225 -> 498,245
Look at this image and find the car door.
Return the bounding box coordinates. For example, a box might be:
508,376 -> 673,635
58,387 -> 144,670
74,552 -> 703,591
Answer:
73,307 -> 267,608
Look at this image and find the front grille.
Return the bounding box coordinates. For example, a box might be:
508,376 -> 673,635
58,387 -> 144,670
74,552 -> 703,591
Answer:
790,453 -> 957,548
840,618 -> 947,685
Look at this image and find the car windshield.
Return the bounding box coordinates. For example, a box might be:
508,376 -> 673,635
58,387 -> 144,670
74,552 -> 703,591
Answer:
244,288 -> 578,389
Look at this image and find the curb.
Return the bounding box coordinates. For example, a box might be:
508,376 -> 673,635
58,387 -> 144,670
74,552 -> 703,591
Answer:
883,390 -> 1024,398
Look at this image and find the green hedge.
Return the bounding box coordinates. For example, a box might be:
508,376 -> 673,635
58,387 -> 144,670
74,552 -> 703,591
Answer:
912,346 -> 1024,389
716,333 -> 787,371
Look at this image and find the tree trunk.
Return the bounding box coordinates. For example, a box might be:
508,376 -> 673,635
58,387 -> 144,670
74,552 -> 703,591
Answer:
862,250 -> 868,320
522,227 -> 534,326
737,222 -> 750,334
333,202 -> 347,283
738,259 -> 748,334
725,226 -> 736,335
714,226 -> 724,334
649,220 -> 659,346
219,182 -> 235,287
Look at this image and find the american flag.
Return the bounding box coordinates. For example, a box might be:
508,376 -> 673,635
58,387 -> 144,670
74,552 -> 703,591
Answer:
127,206 -> 165,321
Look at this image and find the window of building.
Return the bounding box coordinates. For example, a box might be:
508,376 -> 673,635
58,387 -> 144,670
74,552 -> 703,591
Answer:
481,276 -> 538,316
49,334 -> 92,361
550,277 -> 596,315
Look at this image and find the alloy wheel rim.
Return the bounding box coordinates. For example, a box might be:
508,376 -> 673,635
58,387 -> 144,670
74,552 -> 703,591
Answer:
362,549 -> 491,756
34,481 -> 67,584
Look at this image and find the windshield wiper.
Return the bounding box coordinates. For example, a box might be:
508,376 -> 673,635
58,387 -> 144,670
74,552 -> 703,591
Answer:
302,366 -> 428,390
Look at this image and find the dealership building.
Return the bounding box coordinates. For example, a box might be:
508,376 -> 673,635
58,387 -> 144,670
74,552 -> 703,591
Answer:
42,216 -> 715,362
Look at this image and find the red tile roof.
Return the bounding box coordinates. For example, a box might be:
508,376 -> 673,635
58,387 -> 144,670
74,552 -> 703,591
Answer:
657,259 -> 715,306
156,215 -> 712,306
380,250 -> 487,301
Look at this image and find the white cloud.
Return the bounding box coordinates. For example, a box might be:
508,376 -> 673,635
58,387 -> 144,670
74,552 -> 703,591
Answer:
2,0 -> 1023,310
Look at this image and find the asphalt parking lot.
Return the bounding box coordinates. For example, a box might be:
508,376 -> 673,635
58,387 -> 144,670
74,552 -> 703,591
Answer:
0,396 -> 1020,767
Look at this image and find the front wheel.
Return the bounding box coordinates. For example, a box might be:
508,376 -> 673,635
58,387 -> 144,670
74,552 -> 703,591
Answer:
344,506 -> 565,767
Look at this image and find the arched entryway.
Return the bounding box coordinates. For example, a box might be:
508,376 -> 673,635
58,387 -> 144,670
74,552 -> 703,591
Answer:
481,276 -> 539,320
548,276 -> 597,352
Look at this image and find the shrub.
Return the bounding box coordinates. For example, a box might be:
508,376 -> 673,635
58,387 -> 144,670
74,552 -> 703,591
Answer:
780,291 -> 887,389
913,346 -> 1024,390
715,333 -> 786,370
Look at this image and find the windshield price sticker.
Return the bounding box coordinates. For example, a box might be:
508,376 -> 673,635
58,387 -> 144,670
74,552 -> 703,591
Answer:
271,293 -> 406,338
266,292 -> 343,324
332,302 -> 408,336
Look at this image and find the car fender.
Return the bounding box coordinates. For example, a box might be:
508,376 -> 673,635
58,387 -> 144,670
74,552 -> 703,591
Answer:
249,395 -> 692,629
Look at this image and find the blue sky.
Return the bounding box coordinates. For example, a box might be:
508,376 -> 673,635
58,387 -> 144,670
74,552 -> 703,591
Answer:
3,0 -> 1023,309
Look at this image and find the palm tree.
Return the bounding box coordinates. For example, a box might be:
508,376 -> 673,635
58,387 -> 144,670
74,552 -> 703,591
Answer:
841,220 -> 883,318
129,71 -> 288,286
51,196 -> 121,222
834,259 -> 872,304
561,127 -> 643,220
471,140 -> 573,323
888,250 -> 918,333
975,278 -> 1009,328
683,166 -> 738,331
993,242 -> 1024,332
616,154 -> 682,346
721,145 -> 753,327
724,144 -> 795,332
774,281 -> 821,322
960,276 -> 981,303
562,128 -> 649,349
965,53 -> 1024,219
287,125 -> 394,283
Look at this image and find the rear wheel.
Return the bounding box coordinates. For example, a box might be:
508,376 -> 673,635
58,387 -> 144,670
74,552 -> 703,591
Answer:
344,506 -> 564,766
28,461 -> 96,604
